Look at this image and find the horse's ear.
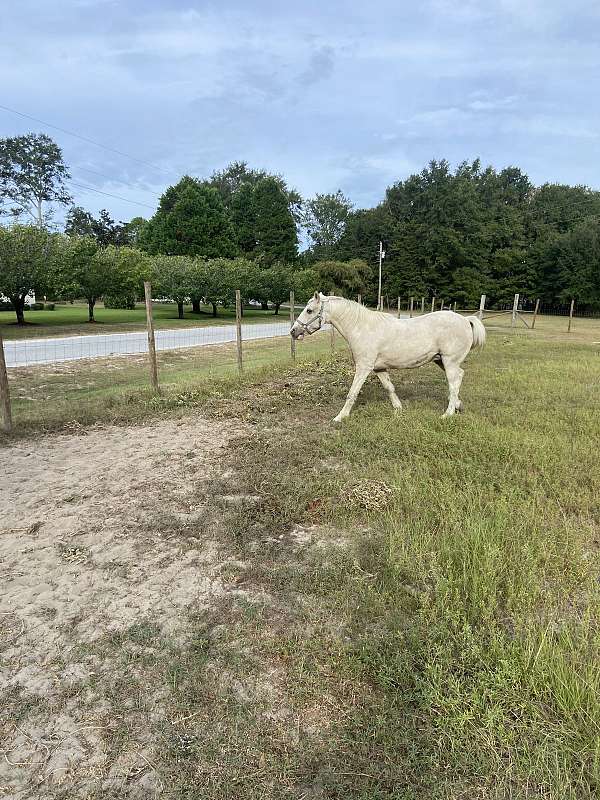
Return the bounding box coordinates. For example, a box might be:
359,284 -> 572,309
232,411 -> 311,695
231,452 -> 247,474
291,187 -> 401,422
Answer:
313,291 -> 319,300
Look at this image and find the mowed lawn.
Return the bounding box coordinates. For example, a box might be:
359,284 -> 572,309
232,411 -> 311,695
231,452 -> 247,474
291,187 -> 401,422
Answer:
0,301 -> 287,340
1,318 -> 599,798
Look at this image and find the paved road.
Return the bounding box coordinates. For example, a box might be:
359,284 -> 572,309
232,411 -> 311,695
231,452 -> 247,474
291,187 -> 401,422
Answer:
5,321 -> 293,368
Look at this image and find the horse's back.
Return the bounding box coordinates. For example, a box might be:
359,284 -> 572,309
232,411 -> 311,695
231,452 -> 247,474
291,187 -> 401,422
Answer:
372,310 -> 474,369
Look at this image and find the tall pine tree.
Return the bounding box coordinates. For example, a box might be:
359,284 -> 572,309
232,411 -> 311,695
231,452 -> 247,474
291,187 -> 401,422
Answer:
141,176 -> 237,258
253,177 -> 298,266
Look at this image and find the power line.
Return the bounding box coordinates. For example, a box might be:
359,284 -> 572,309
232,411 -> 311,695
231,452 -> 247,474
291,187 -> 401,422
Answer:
72,164 -> 162,200
67,181 -> 156,211
0,102 -> 176,178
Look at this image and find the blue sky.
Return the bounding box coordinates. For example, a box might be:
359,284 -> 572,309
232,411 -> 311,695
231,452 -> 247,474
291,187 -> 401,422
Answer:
1,0 -> 599,225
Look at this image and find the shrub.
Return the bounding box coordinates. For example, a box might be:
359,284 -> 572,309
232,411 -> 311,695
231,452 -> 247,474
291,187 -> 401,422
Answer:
44,302 -> 56,311
29,302 -> 44,311
0,300 -> 14,311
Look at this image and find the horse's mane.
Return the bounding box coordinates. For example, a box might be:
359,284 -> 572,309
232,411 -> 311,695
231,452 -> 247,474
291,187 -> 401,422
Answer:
326,295 -> 387,326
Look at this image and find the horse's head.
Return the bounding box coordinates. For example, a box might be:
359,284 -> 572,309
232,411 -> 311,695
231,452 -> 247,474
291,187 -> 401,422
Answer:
290,291 -> 327,340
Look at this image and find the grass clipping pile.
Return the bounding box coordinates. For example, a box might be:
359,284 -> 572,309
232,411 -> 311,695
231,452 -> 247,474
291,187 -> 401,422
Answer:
0,417 -> 255,797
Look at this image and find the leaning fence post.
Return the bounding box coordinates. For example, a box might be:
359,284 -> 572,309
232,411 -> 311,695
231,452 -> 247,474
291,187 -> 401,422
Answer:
235,289 -> 243,372
143,281 -> 160,394
421,297 -> 425,314
409,297 -> 414,318
511,293 -> 520,328
478,294 -> 486,320
289,290 -> 296,362
568,298 -> 575,333
531,298 -> 540,329
431,297 -> 435,313
0,329 -> 13,433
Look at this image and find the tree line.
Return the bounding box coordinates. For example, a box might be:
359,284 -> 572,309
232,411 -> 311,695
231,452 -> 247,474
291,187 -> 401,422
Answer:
2,133 -> 600,315
327,160 -> 600,309
0,224 -> 371,324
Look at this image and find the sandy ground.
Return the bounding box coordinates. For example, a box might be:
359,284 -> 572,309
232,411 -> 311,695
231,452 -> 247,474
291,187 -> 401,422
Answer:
0,417 -> 249,798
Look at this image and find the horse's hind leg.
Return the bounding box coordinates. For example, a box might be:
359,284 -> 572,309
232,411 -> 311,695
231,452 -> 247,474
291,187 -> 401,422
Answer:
376,370 -> 402,412
441,356 -> 464,417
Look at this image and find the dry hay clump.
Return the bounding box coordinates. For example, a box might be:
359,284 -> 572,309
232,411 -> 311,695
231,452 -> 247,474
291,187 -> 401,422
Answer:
344,479 -> 393,511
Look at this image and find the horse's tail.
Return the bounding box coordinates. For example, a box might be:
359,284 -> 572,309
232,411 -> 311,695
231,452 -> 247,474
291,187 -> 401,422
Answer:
467,316 -> 486,351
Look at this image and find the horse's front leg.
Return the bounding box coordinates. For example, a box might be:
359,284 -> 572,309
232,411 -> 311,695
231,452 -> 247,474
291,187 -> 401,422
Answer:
333,366 -> 372,423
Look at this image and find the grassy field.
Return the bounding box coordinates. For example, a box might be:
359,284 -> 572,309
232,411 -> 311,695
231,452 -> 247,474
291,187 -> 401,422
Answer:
0,301 -> 285,340
2,317 -> 599,798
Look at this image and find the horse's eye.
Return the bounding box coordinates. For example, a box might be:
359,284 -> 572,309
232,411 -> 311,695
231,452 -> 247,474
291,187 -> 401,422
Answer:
307,309 -> 313,314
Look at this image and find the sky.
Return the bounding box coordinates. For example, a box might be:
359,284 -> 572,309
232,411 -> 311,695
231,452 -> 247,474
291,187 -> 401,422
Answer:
1,0 -> 600,227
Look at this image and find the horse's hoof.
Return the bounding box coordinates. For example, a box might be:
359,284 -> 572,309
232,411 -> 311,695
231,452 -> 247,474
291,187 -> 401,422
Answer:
332,415 -> 345,424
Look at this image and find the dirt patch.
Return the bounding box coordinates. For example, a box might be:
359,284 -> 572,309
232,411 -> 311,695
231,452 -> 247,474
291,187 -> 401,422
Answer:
0,416 -> 250,797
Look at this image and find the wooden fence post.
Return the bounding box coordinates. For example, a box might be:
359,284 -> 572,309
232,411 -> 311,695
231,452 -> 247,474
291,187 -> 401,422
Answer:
235,290 -> 243,372
431,297 -> 435,313
531,298 -> 540,329
143,281 -> 159,394
289,290 -> 296,362
357,293 -> 361,305
329,292 -> 335,352
409,296 -> 414,318
440,298 -> 444,311
568,298 -> 575,333
478,294 -> 486,320
397,297 -> 401,318
0,329 -> 13,433
511,293 -> 519,328
421,297 -> 425,314
452,301 -> 457,312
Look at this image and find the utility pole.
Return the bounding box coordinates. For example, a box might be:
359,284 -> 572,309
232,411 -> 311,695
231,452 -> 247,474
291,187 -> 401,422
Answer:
378,240 -> 385,311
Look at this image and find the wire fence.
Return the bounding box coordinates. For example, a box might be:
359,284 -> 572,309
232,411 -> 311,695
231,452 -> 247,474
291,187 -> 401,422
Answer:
0,286 -> 347,432
1,288 -> 598,433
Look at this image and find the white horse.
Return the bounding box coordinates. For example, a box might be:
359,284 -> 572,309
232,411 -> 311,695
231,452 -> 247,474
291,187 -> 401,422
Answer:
290,292 -> 486,422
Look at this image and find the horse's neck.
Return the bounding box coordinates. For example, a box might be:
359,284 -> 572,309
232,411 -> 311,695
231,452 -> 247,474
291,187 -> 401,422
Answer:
327,299 -> 364,346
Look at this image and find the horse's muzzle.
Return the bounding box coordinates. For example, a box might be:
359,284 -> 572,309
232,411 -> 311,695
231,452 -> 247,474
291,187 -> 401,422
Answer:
290,326 -> 304,341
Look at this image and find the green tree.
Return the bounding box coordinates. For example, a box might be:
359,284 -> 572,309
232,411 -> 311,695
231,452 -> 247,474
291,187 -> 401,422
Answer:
0,224 -> 58,323
57,235 -> 103,322
121,216 -> 148,246
152,255 -> 194,319
192,258 -> 233,317
64,206 -> 95,238
65,207 -> 140,247
292,269 -> 319,303
229,182 -> 258,256
209,161 -> 302,227
543,218 -> 600,307
302,190 -> 353,260
254,265 -> 293,314
95,246 -> 150,309
253,177 -> 298,266
141,177 -> 237,258
312,259 -> 372,298
0,133 -> 72,227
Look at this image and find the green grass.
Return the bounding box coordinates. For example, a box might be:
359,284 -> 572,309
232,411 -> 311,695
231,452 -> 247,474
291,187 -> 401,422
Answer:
185,327 -> 598,799
3,317 -> 600,798
0,300 -> 287,340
